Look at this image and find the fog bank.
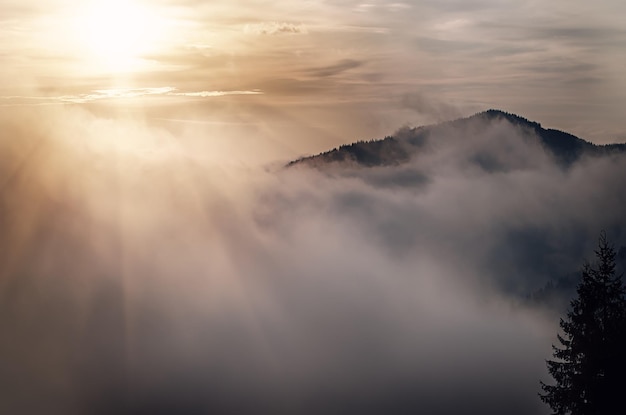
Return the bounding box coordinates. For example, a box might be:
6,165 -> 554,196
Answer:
1,106 -> 625,414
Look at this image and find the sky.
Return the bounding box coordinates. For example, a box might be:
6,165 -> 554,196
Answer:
2,0 -> 626,152
2,1 -> 626,414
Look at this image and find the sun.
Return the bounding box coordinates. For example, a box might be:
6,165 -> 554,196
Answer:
77,0 -> 167,73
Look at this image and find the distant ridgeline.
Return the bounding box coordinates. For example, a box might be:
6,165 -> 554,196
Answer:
287,109 -> 626,168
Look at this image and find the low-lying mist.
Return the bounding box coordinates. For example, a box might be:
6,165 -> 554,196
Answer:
1,106 -> 625,414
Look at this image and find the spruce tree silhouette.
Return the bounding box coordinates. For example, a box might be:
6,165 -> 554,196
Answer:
540,232 -> 626,414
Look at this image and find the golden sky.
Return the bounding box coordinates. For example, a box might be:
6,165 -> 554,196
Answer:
2,0 -> 626,151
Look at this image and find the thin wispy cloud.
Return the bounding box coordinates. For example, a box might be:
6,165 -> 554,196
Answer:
1,87 -> 264,105
244,21 -> 308,35
169,89 -> 263,97
354,2 -> 412,13
304,59 -> 365,78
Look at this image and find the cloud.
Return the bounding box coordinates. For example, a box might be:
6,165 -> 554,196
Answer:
169,89 -> 263,97
2,0 -> 626,145
244,21 -> 308,35
0,88 -> 264,105
69,87 -> 177,102
400,91 -> 463,122
304,59 -> 364,78
0,106 -> 625,414
354,2 -> 413,13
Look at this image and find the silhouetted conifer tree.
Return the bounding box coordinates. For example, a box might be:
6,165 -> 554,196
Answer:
540,232 -> 626,414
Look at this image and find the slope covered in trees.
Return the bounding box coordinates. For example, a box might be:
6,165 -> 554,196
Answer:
288,110 -> 626,169
287,111 -> 626,312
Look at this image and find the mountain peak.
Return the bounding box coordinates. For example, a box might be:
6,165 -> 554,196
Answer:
479,109 -> 542,128
288,110 -> 625,169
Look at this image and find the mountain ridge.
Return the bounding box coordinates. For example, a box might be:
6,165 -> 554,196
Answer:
288,109 -> 626,168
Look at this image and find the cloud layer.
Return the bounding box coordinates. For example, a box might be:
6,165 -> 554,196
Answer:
1,106 -> 625,414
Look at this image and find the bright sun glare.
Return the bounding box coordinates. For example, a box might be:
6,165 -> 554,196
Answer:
77,0 -> 167,73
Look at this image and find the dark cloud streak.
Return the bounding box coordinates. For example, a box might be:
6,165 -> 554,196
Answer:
304,59 -> 365,78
